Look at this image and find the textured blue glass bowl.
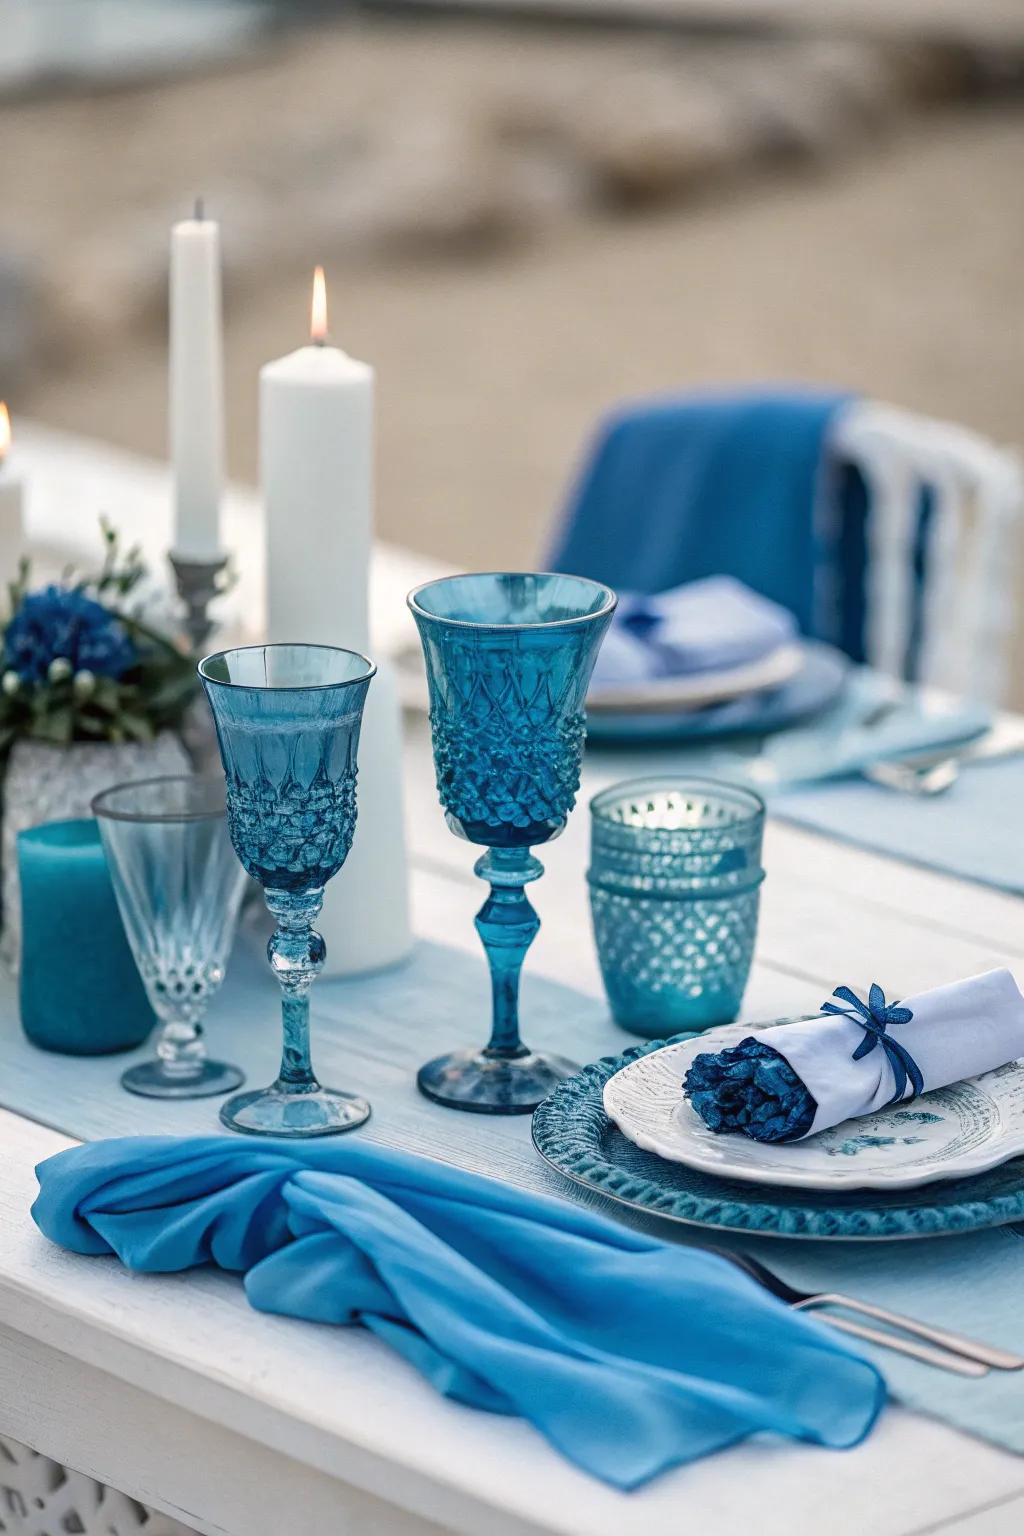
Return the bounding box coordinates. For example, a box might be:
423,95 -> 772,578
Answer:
588,777 -> 765,1036
200,643 -> 375,1138
410,572 -> 616,1112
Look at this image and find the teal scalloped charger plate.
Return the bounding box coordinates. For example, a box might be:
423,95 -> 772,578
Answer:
531,1036 -> 1024,1241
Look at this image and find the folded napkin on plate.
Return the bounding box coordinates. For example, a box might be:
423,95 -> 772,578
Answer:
590,576 -> 797,689
685,969 -> 1024,1143
33,1135 -> 884,1486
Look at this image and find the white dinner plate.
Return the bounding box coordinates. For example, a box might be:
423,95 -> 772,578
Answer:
603,1024 -> 1024,1191
585,642 -> 803,715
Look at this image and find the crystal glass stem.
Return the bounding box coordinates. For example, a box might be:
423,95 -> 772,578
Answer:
266,887 -> 326,1094
154,1012 -> 207,1078
475,847 -> 543,1059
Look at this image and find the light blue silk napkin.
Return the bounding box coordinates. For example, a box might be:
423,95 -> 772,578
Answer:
32,1135 -> 885,1487
591,577 -> 798,689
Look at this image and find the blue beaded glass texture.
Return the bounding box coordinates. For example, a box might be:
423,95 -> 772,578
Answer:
199,643 -> 375,1138
588,777 -> 765,1036
409,572 -> 616,1113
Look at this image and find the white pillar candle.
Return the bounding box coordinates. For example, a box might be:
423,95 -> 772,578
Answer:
261,269 -> 411,976
0,404 -> 26,598
261,269 -> 371,648
169,201 -> 224,559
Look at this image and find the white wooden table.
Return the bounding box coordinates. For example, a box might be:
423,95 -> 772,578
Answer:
2,429 -> 1024,1536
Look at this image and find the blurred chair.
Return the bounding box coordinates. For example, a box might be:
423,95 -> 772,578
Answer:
548,390 -> 1024,704
829,402 -> 1024,704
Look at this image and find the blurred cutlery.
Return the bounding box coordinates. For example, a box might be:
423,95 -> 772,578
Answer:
863,719 -> 1024,796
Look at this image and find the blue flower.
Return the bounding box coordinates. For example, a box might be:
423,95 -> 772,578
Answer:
4,586 -> 137,684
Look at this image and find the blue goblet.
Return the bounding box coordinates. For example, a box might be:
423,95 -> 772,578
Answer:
199,643 -> 375,1138
409,572 -> 615,1113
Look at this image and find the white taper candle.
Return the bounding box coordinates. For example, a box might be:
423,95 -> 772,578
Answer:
0,404 -> 25,597
169,200 -> 224,559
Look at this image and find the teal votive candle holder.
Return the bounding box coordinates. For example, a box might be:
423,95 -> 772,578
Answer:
18,818 -> 155,1054
588,777 -> 765,1037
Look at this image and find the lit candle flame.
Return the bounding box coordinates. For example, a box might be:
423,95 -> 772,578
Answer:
310,266 -> 328,345
0,403 -> 10,463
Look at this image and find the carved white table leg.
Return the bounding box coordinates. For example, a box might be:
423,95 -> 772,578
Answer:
0,1436 -> 198,1536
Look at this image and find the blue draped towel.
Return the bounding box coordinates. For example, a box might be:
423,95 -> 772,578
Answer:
32,1135 -> 885,1487
548,388 -> 852,637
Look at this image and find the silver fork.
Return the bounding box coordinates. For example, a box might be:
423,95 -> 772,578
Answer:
718,1250 -> 1024,1378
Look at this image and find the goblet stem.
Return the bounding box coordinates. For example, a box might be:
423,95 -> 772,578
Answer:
417,845 -> 576,1112
123,996 -> 244,1102
265,887 -> 326,1094
154,1013 -> 206,1076
474,847 -> 543,1058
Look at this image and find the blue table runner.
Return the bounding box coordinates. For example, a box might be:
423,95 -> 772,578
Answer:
774,754 -> 1024,897
588,666 -> 1024,897
0,927 -> 615,1194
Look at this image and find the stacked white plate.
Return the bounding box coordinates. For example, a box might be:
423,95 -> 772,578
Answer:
586,643 -> 803,716
396,640 -> 804,718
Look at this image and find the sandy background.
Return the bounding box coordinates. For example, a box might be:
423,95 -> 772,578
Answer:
4,15 -> 1023,573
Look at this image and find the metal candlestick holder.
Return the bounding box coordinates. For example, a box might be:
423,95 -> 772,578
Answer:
168,550 -> 229,656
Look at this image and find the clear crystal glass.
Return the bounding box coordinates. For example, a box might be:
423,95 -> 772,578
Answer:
199,643 -> 375,1138
409,572 -> 616,1113
588,777 -> 766,1036
92,775 -> 248,1098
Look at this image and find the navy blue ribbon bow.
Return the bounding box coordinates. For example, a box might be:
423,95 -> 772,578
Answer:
821,983 -> 922,1106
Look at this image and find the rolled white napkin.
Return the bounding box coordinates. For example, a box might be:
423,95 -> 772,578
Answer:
767,969 -> 1024,1138
685,969 -> 1024,1142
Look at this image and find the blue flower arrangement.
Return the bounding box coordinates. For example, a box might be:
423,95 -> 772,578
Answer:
5,587 -> 138,685
0,522 -> 197,750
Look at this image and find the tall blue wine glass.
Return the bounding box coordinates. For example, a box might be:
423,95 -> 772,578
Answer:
409,572 -> 615,1113
199,643 -> 375,1138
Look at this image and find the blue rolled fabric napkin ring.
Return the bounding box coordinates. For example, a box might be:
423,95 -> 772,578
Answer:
18,818 -> 155,1054
685,970 -> 1024,1144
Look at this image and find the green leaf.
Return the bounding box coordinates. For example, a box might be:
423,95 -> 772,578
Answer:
74,713 -> 107,738
30,707 -> 74,746
89,675 -> 124,714
117,712 -> 155,743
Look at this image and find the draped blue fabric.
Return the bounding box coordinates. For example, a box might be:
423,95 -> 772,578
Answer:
33,1136 -> 885,1487
547,389 -> 853,637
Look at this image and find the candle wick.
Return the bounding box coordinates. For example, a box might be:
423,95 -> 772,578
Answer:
194,195 -> 205,222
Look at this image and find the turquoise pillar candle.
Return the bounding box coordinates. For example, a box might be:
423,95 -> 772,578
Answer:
18,819 -> 155,1054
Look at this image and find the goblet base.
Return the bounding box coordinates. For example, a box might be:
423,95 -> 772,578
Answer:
121,1059 -> 244,1100
417,1047 -> 580,1115
220,1082 -> 371,1138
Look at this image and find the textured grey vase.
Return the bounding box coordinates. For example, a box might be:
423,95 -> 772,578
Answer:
1,732 -> 191,971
